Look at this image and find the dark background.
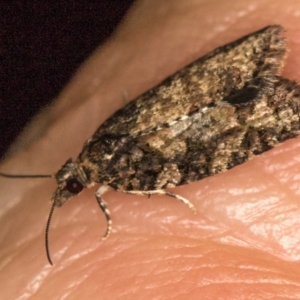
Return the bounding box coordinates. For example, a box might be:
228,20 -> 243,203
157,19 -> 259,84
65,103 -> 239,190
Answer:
0,1 -> 135,158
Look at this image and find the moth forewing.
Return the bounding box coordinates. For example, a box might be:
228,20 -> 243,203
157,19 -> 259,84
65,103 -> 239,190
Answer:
2,25 -> 300,265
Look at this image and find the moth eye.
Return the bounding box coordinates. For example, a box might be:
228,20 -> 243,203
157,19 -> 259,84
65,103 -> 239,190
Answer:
66,178 -> 84,194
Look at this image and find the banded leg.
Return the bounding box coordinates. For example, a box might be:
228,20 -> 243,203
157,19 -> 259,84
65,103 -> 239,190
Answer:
95,185 -> 113,239
125,190 -> 197,214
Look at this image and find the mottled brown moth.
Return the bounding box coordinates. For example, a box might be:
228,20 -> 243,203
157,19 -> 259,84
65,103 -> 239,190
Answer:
1,25 -> 300,265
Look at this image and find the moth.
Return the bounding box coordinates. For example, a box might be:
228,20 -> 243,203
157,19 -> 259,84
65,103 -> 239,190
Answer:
1,25 -> 300,265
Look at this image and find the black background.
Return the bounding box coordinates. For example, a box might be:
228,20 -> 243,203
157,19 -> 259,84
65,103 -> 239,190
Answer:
0,1 -> 135,158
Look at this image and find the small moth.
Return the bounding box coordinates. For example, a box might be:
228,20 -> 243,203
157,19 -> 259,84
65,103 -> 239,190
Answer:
1,25 -> 300,265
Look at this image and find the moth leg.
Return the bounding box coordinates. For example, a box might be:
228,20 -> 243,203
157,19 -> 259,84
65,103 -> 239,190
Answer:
95,185 -> 113,239
125,190 -> 196,214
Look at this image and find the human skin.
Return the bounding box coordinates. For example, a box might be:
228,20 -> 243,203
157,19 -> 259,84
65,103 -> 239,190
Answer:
2,0 -> 300,299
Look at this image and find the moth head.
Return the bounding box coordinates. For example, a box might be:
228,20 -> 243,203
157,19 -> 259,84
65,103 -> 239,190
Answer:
52,158 -> 89,207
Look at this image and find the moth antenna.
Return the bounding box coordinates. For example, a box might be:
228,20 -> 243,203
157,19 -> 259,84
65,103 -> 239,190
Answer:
45,201 -> 56,266
0,172 -> 53,179
0,171 -> 54,263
